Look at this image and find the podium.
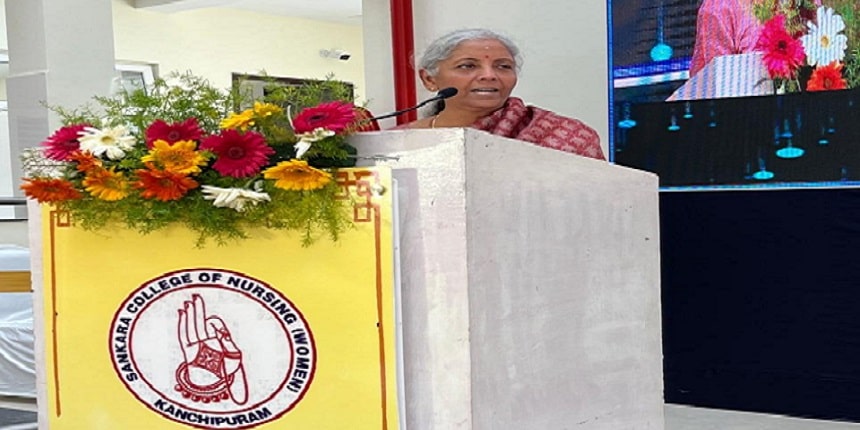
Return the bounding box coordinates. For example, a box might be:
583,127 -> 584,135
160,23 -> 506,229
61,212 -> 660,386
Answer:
27,128 -> 662,429
349,129 -> 663,429
668,52 -> 773,101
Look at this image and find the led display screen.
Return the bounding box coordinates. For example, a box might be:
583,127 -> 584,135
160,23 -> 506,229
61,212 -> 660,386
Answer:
609,0 -> 860,190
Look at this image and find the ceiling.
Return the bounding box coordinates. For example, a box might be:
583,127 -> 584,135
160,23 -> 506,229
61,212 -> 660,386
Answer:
135,0 -> 363,25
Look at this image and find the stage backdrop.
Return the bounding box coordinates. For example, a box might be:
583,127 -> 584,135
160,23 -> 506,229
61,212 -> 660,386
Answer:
38,167 -> 400,430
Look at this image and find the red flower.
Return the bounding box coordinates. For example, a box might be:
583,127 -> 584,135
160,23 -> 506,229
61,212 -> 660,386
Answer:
807,62 -> 847,92
134,168 -> 199,201
755,15 -> 805,79
292,101 -> 356,134
20,178 -> 82,202
41,124 -> 89,161
145,118 -> 203,148
200,129 -> 274,178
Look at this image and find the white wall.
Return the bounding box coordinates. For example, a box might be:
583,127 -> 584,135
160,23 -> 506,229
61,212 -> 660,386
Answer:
0,220 -> 27,247
111,1 -> 367,100
0,0 -> 5,100
0,109 -> 11,220
362,0 -> 609,152
0,2 -> 366,99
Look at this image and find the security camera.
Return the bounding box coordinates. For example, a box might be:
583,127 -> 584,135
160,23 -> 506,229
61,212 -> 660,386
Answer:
320,49 -> 351,61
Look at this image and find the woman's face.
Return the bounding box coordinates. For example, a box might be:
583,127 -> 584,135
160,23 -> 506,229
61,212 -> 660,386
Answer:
420,39 -> 518,115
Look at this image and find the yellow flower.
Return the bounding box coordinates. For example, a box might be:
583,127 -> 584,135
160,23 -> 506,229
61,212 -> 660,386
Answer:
253,101 -> 283,118
220,110 -> 255,131
141,139 -> 208,174
83,168 -> 129,201
263,159 -> 332,191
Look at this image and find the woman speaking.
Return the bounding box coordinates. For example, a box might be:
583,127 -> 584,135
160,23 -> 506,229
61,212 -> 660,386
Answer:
397,28 -> 605,160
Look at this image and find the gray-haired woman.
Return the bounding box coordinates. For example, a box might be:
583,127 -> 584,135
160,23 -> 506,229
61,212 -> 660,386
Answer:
397,28 -> 604,160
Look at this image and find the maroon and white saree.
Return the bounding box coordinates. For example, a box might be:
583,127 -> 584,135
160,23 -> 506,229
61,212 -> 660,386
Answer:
471,97 -> 604,160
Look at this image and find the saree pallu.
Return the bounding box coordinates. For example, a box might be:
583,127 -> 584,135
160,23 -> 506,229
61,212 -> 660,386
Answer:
472,97 -> 604,160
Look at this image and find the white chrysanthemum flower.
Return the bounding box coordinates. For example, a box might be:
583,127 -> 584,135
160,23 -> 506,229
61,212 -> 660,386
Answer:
800,6 -> 848,67
293,127 -> 335,159
201,185 -> 271,212
78,125 -> 136,160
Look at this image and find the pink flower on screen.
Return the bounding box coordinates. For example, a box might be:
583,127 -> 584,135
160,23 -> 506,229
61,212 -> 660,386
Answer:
755,14 -> 805,79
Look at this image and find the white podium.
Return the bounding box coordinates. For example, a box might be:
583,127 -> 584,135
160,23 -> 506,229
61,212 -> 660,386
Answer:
349,129 -> 664,429
668,52 -> 774,101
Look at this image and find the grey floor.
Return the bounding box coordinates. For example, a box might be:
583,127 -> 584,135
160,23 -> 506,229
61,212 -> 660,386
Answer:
665,404 -> 860,430
3,396 -> 860,429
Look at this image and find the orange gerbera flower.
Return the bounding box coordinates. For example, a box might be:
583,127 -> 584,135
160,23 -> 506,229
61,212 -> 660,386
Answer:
83,168 -> 129,201
20,178 -> 81,203
807,62 -> 847,92
135,168 -> 199,201
68,151 -> 103,173
140,139 -> 207,175
262,159 -> 331,191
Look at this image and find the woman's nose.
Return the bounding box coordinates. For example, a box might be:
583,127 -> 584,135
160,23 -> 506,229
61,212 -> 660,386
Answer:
477,65 -> 498,80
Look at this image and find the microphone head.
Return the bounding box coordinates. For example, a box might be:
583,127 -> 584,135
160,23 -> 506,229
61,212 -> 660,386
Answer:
437,87 -> 458,99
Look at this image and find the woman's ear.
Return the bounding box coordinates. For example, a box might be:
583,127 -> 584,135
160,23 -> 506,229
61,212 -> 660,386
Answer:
419,70 -> 438,92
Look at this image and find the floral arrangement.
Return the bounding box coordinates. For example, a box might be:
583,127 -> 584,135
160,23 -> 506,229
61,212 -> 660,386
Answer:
753,0 -> 860,92
20,72 -> 365,246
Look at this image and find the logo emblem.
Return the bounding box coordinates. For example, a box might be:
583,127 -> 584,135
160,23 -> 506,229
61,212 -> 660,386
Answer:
109,269 -> 315,429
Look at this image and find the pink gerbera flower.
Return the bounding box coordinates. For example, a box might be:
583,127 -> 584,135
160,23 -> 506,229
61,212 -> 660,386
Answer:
145,118 -> 203,148
200,129 -> 274,178
755,14 -> 806,79
292,101 -> 356,134
41,124 -> 89,161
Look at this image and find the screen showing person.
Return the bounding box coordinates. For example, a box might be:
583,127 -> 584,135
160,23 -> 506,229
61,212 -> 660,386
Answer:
609,0 -> 860,189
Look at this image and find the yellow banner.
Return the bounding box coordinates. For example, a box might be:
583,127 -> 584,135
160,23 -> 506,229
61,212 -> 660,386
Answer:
41,167 -> 399,430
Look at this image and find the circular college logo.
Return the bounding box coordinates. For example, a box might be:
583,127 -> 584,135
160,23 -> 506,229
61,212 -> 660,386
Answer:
109,268 -> 316,429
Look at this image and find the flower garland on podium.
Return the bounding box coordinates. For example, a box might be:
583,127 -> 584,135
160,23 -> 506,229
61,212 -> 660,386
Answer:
21,72 -> 362,246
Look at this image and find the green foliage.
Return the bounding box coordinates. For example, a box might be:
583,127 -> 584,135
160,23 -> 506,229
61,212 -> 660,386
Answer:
258,73 -> 355,112
753,0 -> 820,34
845,52 -> 860,88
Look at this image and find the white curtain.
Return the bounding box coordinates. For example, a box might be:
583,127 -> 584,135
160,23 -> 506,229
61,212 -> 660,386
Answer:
0,245 -> 35,398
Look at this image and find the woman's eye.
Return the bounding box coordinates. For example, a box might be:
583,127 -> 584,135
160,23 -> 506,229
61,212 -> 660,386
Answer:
497,64 -> 514,70
457,63 -> 476,69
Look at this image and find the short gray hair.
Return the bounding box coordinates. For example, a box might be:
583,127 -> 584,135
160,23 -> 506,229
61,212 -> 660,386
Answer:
418,28 -> 522,77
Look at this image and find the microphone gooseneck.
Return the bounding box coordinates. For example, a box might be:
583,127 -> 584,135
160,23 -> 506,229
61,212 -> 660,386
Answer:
364,88 -> 459,122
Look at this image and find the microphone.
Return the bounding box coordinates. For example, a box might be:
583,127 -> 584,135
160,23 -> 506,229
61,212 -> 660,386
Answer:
365,87 -> 458,122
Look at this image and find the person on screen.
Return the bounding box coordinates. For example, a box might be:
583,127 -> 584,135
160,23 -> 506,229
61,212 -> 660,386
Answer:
689,0 -> 763,76
396,28 -> 605,160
